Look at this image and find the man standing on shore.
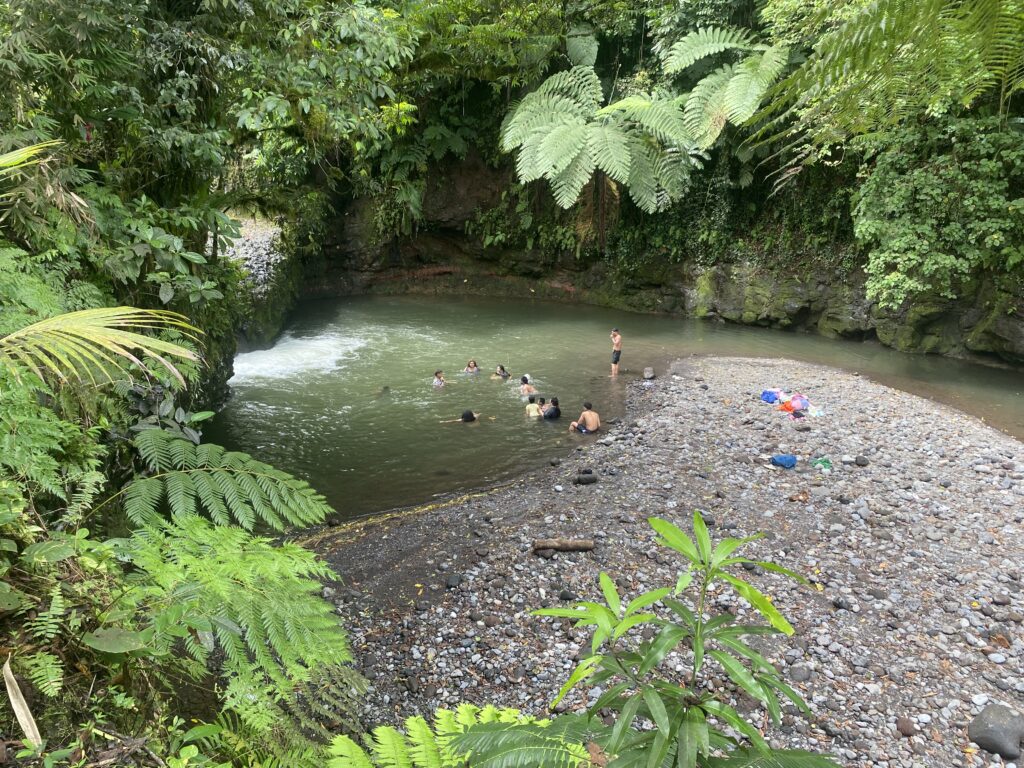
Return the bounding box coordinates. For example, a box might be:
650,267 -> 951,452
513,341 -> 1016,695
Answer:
610,328 -> 622,377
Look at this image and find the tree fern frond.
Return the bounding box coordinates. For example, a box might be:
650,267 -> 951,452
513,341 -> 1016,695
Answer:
539,121 -> 590,177
601,96 -> 694,146
663,27 -> 760,74
566,24 -> 599,67
501,95 -> 588,151
685,65 -> 734,147
0,307 -> 200,387
550,143 -> 596,208
537,66 -> 603,110
586,124 -> 632,183
126,430 -> 333,531
449,718 -> 592,768
723,47 -> 790,124
369,727 -> 414,768
405,716 -> 443,768
329,735 -> 377,768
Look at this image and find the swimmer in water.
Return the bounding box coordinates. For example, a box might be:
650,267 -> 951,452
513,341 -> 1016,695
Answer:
519,375 -> 537,396
492,364 -> 511,380
441,410 -> 481,424
463,360 -> 480,374
525,395 -> 542,418
433,370 -> 446,388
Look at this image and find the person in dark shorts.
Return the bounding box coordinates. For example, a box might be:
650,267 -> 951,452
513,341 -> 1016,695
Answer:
570,402 -> 600,433
543,396 -> 561,420
610,328 -> 622,376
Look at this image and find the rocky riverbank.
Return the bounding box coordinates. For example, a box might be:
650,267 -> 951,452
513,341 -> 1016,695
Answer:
313,357 -> 1024,767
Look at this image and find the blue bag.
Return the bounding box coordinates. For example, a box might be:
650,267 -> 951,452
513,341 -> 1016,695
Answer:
761,390 -> 779,404
770,454 -> 798,469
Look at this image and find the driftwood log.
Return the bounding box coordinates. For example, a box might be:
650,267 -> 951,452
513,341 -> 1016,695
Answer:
532,538 -> 595,552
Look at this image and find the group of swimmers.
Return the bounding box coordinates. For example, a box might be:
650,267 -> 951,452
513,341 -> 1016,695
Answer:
434,327 -> 620,434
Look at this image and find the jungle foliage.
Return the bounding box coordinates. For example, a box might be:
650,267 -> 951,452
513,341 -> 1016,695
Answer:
2,0 -> 1023,764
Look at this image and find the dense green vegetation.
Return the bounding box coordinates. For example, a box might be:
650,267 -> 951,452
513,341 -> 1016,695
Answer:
1,0 -> 1021,764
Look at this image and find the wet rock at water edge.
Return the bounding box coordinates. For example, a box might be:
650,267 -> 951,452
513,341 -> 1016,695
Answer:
643,367 -> 656,380
968,704 -> 1024,759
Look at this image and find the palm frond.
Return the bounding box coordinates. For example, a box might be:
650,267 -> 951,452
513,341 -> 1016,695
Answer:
663,27 -> 760,74
0,307 -> 200,387
0,141 -> 62,181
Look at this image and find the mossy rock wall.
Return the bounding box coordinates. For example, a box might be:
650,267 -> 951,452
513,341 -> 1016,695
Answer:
302,157 -> 1024,367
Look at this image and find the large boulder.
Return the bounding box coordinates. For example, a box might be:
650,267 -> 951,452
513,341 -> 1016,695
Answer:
968,703 -> 1024,759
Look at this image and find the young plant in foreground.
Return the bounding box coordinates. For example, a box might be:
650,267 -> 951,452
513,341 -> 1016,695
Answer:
451,511 -> 840,768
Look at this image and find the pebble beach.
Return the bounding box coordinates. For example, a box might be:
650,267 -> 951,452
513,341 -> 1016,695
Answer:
317,357 -> 1024,767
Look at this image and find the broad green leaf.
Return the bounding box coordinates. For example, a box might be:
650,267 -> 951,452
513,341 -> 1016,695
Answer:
639,625 -> 688,676
649,517 -> 701,564
20,541 -> 75,564
625,587 -> 672,616
719,558 -> 807,584
589,681 -> 631,712
646,728 -> 671,768
82,628 -> 149,654
692,511 -> 712,564
720,574 -> 794,636
613,613 -> 656,641
663,598 -> 696,629
676,708 -> 707,768
643,688 -> 670,733
674,570 -> 694,595
552,654 -> 601,707
708,650 -> 769,705
702,701 -> 766,750
760,675 -> 811,715
716,636 -> 775,673
601,573 -> 622,616
710,535 -> 762,569
609,694 -> 643,753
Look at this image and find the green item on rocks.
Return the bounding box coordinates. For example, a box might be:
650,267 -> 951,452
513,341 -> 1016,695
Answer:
812,457 -> 833,470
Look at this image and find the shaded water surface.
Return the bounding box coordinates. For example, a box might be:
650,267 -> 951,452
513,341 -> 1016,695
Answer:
206,296 -> 1024,519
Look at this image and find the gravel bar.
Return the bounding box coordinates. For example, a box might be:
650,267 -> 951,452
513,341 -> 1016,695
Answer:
317,356 -> 1024,768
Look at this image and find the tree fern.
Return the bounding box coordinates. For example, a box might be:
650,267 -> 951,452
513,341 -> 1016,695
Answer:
565,24 -> 598,67
120,514 -> 360,736
125,429 -> 334,531
663,27 -> 761,74
758,0 -> 1024,168
327,705 -> 542,768
501,66 -> 703,212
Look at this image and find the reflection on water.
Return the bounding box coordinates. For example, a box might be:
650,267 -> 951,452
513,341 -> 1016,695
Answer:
205,296 -> 1024,520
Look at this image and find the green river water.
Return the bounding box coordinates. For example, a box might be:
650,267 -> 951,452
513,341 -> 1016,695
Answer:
205,295 -> 1024,520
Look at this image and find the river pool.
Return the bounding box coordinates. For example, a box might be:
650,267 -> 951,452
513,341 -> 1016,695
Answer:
205,295 -> 1024,519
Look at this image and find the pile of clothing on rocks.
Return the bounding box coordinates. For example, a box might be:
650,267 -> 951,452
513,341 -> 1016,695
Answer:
759,388 -> 821,420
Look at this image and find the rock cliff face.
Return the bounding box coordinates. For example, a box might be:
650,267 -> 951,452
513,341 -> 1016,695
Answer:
300,156 -> 1024,366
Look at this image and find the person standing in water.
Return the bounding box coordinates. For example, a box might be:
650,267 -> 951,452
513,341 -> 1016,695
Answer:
610,328 -> 622,377
433,370 -> 446,388
519,375 -> 537,396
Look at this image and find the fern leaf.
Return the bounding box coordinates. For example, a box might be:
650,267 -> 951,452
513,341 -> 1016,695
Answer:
685,65 -> 734,147
723,47 -> 790,124
537,66 -> 603,110
539,121 -> 589,177
369,727 -> 414,768
664,27 -> 760,74
549,143 -> 596,208
585,124 -> 632,184
20,652 -> 64,698
328,735 -> 376,768
125,430 -> 333,531
405,716 -> 443,768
